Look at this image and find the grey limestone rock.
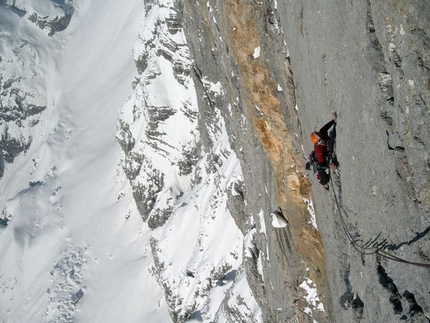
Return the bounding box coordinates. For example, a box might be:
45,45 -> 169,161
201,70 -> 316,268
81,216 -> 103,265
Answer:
278,0 -> 430,322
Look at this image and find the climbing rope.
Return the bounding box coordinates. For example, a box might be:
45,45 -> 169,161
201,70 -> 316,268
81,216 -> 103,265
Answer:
329,169 -> 430,268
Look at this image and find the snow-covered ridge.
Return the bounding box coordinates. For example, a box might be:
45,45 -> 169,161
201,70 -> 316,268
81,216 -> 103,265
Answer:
117,0 -> 261,321
117,1 -> 199,229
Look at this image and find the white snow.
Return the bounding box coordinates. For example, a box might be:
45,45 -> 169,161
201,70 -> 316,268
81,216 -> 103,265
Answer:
255,105 -> 263,115
0,1 -> 171,322
303,198 -> 318,229
253,46 -> 261,59
202,77 -> 225,97
299,277 -> 325,319
271,212 -> 288,228
0,0 -> 262,322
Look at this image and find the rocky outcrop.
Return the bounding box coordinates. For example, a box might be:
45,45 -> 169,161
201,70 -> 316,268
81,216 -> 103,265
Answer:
1,0 -> 74,36
117,1 -> 262,322
117,1 -> 201,229
0,1 -> 75,179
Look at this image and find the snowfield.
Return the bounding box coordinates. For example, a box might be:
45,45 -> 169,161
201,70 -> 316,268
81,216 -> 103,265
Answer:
0,0 -> 171,322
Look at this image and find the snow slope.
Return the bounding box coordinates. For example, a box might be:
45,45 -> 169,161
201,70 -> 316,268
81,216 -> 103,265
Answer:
0,1 -> 171,322
116,1 -> 262,321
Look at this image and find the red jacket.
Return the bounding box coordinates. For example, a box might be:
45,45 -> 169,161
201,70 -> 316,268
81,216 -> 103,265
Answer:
314,120 -> 335,166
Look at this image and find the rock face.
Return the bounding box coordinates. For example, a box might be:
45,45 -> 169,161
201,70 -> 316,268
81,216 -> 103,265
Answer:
179,1 -> 328,321
120,0 -> 328,321
278,0 -> 430,322
120,0 -> 429,322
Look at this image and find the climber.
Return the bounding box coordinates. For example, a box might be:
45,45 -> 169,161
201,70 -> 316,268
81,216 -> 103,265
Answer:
310,116 -> 339,190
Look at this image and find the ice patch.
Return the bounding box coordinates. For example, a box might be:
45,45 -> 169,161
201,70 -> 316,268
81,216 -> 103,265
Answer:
202,77 -> 225,97
303,198 -> 317,229
253,46 -> 261,59
271,209 -> 287,228
299,277 -> 325,318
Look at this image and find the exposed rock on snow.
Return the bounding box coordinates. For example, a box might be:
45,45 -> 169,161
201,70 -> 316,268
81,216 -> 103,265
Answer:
0,1 -> 72,177
1,0 -> 74,36
117,1 -> 262,322
117,1 -> 200,229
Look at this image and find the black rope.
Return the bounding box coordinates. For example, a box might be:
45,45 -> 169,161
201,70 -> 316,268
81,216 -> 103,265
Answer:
329,169 -> 430,268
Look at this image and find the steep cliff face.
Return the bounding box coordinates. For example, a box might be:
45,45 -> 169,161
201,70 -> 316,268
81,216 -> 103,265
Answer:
168,0 -> 429,322
1,0 -> 428,322
117,0 -> 337,321
277,0 -> 430,322
180,1 -> 329,322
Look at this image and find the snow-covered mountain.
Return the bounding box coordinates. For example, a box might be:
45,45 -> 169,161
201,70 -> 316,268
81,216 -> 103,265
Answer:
117,1 -> 261,321
1,0 -> 429,322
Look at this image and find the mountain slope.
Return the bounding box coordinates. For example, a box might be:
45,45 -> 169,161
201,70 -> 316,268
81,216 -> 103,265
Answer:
1,1 -> 171,322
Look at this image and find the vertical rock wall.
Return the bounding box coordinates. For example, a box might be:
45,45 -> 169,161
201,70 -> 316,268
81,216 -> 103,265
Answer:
181,0 -> 430,322
181,0 -> 330,322
277,0 -> 430,322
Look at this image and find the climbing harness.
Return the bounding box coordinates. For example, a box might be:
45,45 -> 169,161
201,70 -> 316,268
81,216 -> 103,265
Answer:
329,170 -> 430,268
305,151 -> 321,173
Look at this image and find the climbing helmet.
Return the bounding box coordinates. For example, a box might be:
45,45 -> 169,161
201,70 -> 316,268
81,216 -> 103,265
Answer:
311,132 -> 321,144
